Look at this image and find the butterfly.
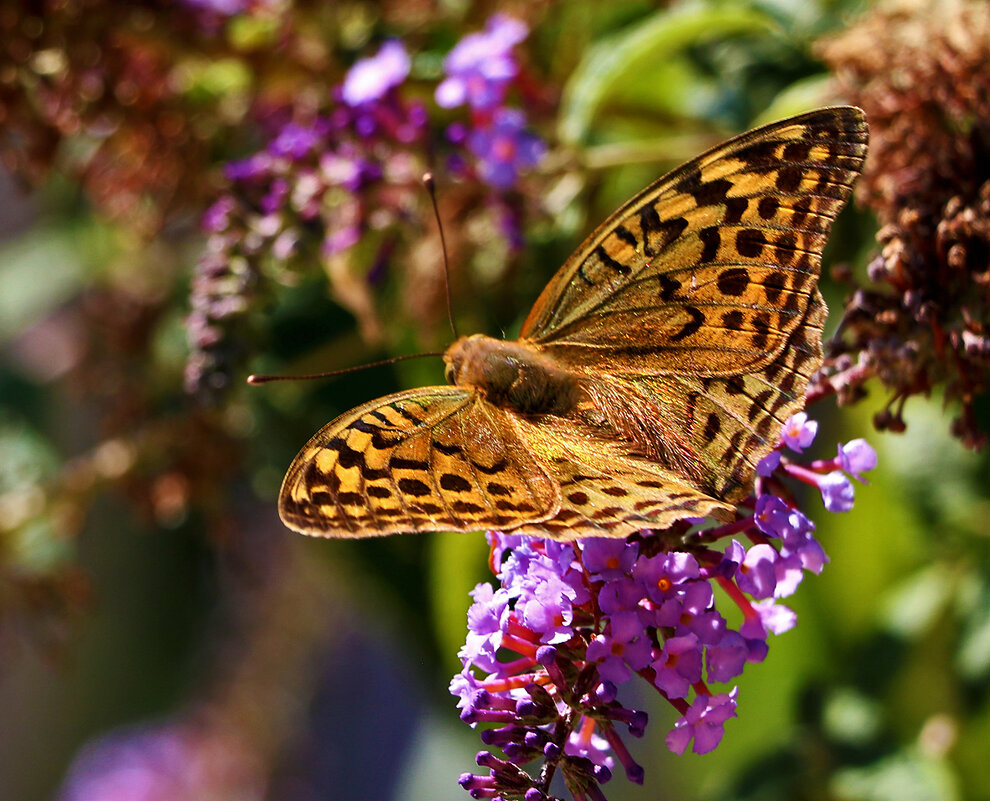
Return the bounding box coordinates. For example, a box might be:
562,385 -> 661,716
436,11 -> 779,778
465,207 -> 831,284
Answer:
277,106 -> 868,541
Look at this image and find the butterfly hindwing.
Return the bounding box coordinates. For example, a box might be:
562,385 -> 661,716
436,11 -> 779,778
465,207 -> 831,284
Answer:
279,389 -> 560,537
632,288 -> 827,502
508,415 -> 734,540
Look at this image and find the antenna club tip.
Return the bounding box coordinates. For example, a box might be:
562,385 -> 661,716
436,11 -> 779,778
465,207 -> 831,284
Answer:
422,171 -> 434,186
246,374 -> 263,385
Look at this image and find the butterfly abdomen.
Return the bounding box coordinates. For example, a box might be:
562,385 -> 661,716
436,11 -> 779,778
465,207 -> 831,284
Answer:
444,334 -> 583,416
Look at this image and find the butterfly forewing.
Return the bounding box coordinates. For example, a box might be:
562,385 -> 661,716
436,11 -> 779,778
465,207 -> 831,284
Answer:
521,106 -> 867,378
279,389 -> 560,537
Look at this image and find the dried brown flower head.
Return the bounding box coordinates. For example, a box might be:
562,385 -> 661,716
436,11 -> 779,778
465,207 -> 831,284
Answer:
817,0 -> 990,448
0,4 -> 219,232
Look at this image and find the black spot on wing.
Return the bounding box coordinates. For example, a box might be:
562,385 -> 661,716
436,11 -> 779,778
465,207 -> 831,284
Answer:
391,457 -> 430,471
717,267 -> 749,297
471,459 -> 509,476
763,271 -> 788,304
391,404 -> 424,425
397,477 -> 431,497
594,245 -> 631,276
658,274 -> 681,302
722,309 -> 744,330
757,196 -> 779,220
702,412 -> 721,443
336,441 -> 366,470
699,227 -> 720,263
723,197 -> 748,224
782,141 -> 812,162
640,208 -> 688,257
735,228 -> 766,258
440,473 -> 471,492
670,306 -> 704,342
776,166 -> 803,193
614,225 -> 639,250
435,441 -> 463,456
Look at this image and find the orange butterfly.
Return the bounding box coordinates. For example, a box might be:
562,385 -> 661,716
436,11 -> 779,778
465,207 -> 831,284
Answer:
278,107 -> 868,540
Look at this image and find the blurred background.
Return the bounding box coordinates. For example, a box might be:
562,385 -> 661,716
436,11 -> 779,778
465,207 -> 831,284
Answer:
1,1 -> 989,800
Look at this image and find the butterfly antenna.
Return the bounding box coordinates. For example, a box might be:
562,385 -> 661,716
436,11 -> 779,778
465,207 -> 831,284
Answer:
247,351 -> 444,385
423,172 -> 458,340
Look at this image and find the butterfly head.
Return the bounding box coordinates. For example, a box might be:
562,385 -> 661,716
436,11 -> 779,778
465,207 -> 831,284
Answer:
443,334 -> 494,389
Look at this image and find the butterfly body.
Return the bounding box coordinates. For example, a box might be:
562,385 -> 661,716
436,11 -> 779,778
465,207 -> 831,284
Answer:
278,107 -> 868,541
443,333 -> 712,494
444,334 -> 583,417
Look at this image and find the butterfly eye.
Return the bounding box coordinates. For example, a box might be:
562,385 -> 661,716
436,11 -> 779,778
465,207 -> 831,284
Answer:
444,361 -> 456,384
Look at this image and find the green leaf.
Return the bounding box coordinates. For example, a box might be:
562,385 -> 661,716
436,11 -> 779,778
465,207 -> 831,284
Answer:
831,748 -> 960,801
428,530 -> 490,674
823,687 -> 883,745
175,57 -> 252,103
880,565 -> 954,639
559,3 -> 778,145
957,581 -> 990,679
752,73 -> 843,125
0,228 -> 86,344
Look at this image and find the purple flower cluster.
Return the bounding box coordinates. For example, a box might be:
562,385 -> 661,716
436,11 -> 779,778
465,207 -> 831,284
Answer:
186,40 -> 426,398
56,720 -> 259,801
437,15 -> 546,191
187,20 -> 550,397
211,39 -> 425,257
203,15 -> 543,264
770,413 -> 878,513
451,414 -> 876,800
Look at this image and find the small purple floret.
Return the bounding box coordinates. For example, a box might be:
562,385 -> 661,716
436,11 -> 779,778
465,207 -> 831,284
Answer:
342,40 -> 411,106
753,599 -> 798,634
838,438 -> 878,480
733,542 -> 778,600
781,411 -> 818,452
666,689 -> 739,755
582,538 -> 639,580
706,630 -> 749,682
757,449 -> 782,476
436,14 -> 528,110
818,471 -> 856,512
467,108 -> 545,190
652,634 -> 703,699
586,610 -> 652,684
